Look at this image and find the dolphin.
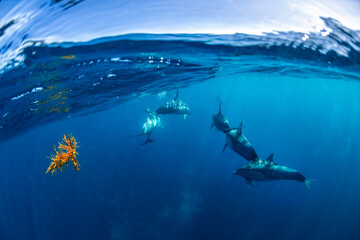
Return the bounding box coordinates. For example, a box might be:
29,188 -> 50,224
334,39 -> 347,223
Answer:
211,102 -> 230,133
233,153 -> 314,189
132,111 -> 162,145
155,89 -> 191,119
222,122 -> 258,161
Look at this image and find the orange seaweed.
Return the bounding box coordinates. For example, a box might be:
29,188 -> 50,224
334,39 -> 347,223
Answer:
46,134 -> 79,174
60,55 -> 75,60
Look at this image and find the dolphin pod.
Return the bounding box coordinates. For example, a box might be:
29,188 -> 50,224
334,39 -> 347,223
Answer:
131,90 -> 312,189
211,102 -> 313,189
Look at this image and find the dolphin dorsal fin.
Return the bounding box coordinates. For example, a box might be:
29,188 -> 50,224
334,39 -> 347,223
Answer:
236,121 -> 243,135
174,89 -> 179,101
266,153 -> 274,162
218,102 -> 222,114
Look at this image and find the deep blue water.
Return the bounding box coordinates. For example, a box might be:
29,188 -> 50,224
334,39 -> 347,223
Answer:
1,1 -> 360,240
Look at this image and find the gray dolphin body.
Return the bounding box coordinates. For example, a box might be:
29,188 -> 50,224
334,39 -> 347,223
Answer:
211,102 -> 230,133
233,154 -> 313,189
133,112 -> 162,145
155,90 -> 191,118
223,122 -> 258,161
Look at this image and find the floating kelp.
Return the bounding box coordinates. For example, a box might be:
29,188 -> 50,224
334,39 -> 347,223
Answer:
46,134 -> 79,174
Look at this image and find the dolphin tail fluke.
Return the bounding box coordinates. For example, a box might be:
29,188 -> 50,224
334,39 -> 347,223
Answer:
141,139 -> 156,146
141,135 -> 156,146
304,179 -> 314,189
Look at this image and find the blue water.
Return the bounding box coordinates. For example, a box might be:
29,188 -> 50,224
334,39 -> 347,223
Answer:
1,1 -> 360,240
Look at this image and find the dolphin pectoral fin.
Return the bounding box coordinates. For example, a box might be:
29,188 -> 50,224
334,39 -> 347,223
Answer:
210,123 -> 214,130
222,143 -> 228,152
245,177 -> 253,186
304,179 -> 315,190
